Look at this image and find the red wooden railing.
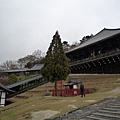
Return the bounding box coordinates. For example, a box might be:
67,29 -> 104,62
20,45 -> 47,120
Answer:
52,88 -> 89,97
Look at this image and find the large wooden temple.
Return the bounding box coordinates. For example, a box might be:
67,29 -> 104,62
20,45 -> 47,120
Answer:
65,28 -> 120,74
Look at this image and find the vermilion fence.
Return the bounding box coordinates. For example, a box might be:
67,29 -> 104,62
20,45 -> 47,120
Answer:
52,88 -> 89,97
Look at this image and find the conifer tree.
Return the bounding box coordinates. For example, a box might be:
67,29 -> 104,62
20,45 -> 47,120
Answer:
41,31 -> 70,82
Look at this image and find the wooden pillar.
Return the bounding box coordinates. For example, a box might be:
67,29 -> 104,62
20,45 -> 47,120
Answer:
54,80 -> 62,96
93,49 -> 95,57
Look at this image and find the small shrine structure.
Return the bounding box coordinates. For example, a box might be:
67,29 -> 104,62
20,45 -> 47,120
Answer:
52,78 -> 89,97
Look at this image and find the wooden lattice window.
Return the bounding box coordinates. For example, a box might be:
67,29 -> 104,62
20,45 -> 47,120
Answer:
0,91 -> 6,107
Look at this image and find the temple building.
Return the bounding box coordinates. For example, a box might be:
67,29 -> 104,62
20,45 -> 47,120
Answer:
65,28 -> 120,74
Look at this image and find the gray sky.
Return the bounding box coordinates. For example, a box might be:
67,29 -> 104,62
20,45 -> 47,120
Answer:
0,0 -> 120,64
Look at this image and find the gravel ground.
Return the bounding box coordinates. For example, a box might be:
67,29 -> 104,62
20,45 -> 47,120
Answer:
32,110 -> 60,120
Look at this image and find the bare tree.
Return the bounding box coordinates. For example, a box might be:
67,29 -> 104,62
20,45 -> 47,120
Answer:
80,34 -> 93,44
32,49 -> 42,61
17,58 -> 26,68
1,49 -> 45,69
2,60 -> 18,70
70,41 -> 80,49
18,55 -> 35,68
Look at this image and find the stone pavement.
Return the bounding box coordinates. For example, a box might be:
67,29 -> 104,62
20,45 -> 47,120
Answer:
46,97 -> 120,120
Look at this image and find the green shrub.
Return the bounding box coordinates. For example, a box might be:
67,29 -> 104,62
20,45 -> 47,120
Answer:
9,74 -> 18,83
89,88 -> 97,93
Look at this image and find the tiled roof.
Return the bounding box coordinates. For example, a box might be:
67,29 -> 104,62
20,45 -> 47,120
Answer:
69,77 -> 78,83
66,28 -> 120,53
4,68 -> 29,73
3,64 -> 44,73
63,78 -> 78,86
7,75 -> 42,89
29,64 -> 44,71
0,83 -> 14,92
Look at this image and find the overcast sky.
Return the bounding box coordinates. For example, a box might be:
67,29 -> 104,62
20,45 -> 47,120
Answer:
0,0 -> 120,64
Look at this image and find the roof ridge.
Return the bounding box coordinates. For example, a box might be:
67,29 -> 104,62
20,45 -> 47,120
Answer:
65,27 -> 120,53
88,27 -> 120,40
85,28 -> 105,42
104,28 -> 120,31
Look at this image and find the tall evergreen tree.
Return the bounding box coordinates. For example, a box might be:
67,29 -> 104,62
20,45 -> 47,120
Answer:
41,31 -> 70,82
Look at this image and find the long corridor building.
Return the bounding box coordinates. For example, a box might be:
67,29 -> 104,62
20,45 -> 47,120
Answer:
65,28 -> 120,74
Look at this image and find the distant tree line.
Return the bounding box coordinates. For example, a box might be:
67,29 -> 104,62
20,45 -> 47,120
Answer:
62,34 -> 93,50
0,49 -> 45,70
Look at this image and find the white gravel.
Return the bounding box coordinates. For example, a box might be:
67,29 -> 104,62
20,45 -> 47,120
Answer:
32,110 -> 60,120
84,100 -> 97,103
68,104 -> 78,109
108,87 -> 120,95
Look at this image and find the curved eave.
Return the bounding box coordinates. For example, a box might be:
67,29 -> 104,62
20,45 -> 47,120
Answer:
65,28 -> 120,54
7,75 -> 42,89
0,83 -> 14,93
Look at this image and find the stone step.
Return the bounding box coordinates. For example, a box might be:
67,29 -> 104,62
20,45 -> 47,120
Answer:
93,112 -> 120,119
51,97 -> 120,120
107,105 -> 120,109
79,118 -> 92,120
86,115 -> 107,120
103,107 -> 120,111
109,103 -> 120,106
98,109 -> 120,115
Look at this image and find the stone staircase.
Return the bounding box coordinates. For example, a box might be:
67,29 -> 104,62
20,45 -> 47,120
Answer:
82,97 -> 120,120
50,97 -> 120,120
